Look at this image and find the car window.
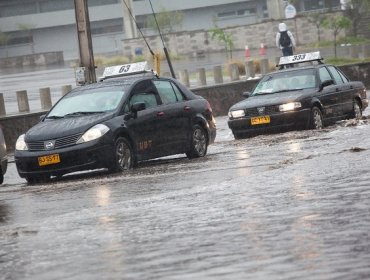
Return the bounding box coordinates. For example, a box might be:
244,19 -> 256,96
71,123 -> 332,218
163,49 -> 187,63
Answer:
337,68 -> 349,83
124,80 -> 158,113
47,87 -> 125,117
252,68 -> 316,95
328,66 -> 344,84
153,80 -> 184,104
319,67 -> 332,83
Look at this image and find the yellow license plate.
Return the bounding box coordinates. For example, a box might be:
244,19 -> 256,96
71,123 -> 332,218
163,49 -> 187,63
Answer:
251,116 -> 271,125
38,154 -> 60,166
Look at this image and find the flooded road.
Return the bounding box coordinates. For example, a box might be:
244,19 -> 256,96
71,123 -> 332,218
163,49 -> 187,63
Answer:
1,114 -> 370,279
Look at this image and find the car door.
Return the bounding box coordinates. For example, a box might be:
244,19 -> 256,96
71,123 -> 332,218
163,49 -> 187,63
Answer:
153,79 -> 191,154
317,66 -> 342,119
327,66 -> 354,115
122,80 -> 163,160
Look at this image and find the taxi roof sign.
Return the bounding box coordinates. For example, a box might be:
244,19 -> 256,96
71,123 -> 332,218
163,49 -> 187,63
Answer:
101,61 -> 149,80
278,51 -> 323,67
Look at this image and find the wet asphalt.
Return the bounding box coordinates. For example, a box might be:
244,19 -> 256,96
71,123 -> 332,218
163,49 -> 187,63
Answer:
1,113 -> 370,280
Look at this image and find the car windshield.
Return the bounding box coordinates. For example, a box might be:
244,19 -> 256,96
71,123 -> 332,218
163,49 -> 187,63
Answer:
252,69 -> 317,96
47,87 -> 126,118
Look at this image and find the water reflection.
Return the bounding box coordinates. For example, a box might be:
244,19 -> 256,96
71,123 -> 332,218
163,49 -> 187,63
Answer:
236,148 -> 252,176
95,185 -> 111,207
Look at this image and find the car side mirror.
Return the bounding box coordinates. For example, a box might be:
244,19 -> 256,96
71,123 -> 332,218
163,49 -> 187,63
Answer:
242,91 -> 251,98
320,79 -> 334,91
127,102 -> 146,119
131,102 -> 146,113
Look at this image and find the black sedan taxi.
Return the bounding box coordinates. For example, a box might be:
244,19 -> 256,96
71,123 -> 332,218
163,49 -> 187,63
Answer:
228,52 -> 368,139
15,62 -> 216,183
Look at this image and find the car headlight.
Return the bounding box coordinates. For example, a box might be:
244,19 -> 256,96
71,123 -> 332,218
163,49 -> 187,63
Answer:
15,134 -> 28,151
279,102 -> 302,112
229,110 -> 245,119
76,124 -> 110,144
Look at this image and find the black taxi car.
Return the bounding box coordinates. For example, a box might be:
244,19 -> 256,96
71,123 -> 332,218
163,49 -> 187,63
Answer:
15,62 -> 216,183
228,52 -> 368,139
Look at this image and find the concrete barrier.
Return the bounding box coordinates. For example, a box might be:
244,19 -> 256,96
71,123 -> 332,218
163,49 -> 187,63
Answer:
16,90 -> 30,113
197,68 -> 207,86
0,94 -> 6,116
179,70 -> 190,87
229,63 -> 240,81
213,65 -> 223,84
61,85 -> 73,96
40,87 -> 52,110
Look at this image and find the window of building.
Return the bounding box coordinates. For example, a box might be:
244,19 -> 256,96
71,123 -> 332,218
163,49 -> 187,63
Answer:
39,0 -> 74,13
217,7 -> 256,19
1,32 -> 33,46
0,3 -> 37,17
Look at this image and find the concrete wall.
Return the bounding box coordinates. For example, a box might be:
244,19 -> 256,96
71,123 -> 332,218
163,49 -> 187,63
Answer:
122,11 -> 344,57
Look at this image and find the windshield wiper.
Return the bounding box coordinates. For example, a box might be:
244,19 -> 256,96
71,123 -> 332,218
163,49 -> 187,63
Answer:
46,115 -> 64,119
272,88 -> 304,94
64,111 -> 105,117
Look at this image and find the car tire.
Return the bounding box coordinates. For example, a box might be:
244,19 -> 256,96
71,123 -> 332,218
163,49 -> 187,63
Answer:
110,137 -> 134,172
186,124 -> 208,159
309,106 -> 323,129
352,100 -> 362,120
0,169 -> 3,185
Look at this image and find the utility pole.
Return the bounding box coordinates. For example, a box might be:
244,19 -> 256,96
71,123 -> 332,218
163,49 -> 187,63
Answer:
74,0 -> 96,83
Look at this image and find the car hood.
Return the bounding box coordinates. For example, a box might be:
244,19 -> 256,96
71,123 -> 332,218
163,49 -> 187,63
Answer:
25,113 -> 113,141
230,90 -> 314,111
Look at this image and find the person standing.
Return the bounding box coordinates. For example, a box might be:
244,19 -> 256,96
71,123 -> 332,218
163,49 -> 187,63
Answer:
276,22 -> 296,57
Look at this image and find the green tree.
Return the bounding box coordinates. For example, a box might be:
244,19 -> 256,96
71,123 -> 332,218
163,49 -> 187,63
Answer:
343,0 -> 370,37
307,12 -> 326,42
209,26 -> 234,60
322,16 -> 352,57
147,8 -> 184,33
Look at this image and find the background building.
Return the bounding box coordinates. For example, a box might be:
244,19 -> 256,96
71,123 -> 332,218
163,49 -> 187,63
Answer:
0,0 -> 343,60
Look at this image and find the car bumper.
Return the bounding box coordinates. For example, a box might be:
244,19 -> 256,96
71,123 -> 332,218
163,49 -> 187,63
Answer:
15,139 -> 115,178
228,109 -> 311,136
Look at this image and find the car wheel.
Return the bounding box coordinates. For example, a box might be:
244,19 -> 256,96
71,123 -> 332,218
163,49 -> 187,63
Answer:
110,137 -> 134,172
310,106 -> 323,129
352,100 -> 362,120
186,124 -> 208,159
0,169 -> 3,185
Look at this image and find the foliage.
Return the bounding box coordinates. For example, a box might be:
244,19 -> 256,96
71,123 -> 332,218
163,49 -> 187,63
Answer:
342,0 -> 370,37
209,26 -> 234,60
307,12 -> 326,42
322,16 -> 352,57
146,8 -> 184,33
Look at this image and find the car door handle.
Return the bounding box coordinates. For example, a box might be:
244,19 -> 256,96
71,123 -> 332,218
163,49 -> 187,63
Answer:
157,112 -> 165,117
184,106 -> 191,111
